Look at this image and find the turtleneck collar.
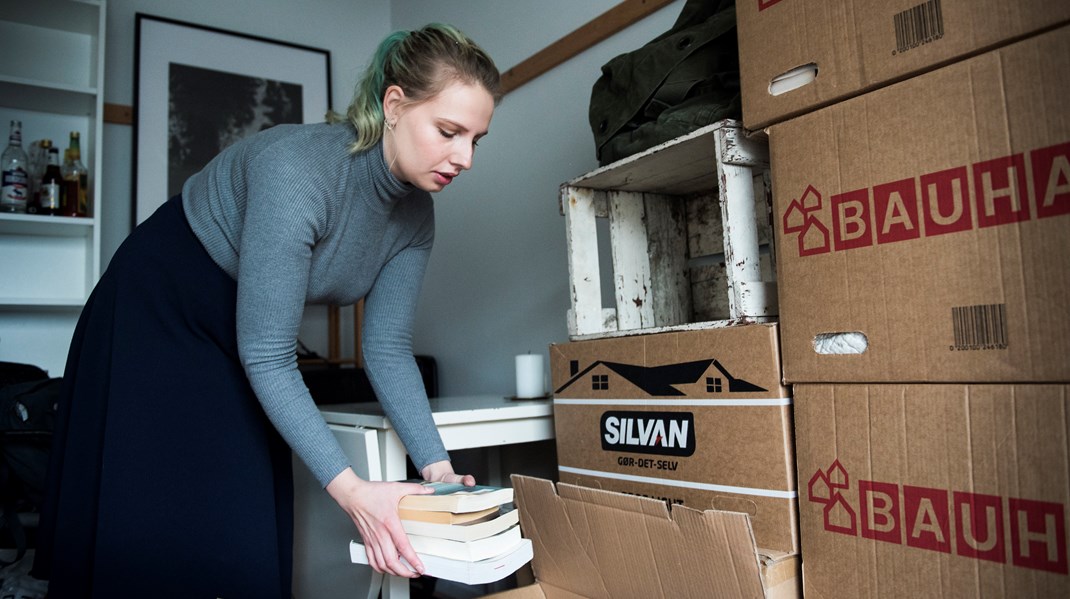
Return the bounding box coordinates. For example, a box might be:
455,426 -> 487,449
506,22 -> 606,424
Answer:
361,136 -> 414,213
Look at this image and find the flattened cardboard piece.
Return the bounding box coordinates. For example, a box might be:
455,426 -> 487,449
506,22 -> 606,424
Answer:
550,324 -> 799,553
491,475 -> 799,599
771,25 -> 1070,383
794,384 -> 1070,598
737,0 -> 1070,129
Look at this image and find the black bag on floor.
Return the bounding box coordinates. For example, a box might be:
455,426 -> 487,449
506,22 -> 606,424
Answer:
0,376 -> 61,565
0,362 -> 47,389
589,0 -> 741,165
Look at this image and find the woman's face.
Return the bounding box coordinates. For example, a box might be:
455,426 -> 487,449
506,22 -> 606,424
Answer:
383,81 -> 495,193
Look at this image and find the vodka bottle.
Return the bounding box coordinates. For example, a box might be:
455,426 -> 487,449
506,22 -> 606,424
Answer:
1,120 -> 30,213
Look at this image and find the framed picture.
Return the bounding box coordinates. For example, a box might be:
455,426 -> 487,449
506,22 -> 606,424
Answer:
134,14 -> 331,225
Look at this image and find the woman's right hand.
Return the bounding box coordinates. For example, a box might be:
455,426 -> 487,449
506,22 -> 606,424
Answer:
325,467 -> 434,577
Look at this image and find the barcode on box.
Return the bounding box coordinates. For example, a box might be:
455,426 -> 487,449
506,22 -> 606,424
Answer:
951,303 -> 1008,351
894,0 -> 945,54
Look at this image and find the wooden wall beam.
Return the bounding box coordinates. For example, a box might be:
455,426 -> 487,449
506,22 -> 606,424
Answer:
103,102 -> 133,125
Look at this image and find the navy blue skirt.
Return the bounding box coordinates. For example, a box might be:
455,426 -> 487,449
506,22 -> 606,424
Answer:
34,196 -> 294,598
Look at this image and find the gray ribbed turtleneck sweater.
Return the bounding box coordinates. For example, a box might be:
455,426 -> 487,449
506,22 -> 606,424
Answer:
182,121 -> 447,487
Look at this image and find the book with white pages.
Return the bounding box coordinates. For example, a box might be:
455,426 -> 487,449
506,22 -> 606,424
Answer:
350,537 -> 533,585
407,523 -> 523,562
398,481 -> 514,513
401,505 -> 520,542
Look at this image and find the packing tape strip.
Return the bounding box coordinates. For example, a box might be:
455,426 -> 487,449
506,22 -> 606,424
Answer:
557,465 -> 798,499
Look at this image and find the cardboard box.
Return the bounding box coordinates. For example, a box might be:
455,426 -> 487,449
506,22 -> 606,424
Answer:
737,0 -> 1070,129
794,384 -> 1070,598
549,323 -> 798,554
484,475 -> 800,599
770,25 -> 1070,383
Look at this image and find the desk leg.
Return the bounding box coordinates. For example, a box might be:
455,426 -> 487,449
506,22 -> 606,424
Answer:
381,430 -> 411,599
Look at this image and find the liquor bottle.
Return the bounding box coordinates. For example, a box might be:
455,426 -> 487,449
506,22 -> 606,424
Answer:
62,131 -> 89,217
1,120 -> 30,213
32,143 -> 62,216
60,149 -> 78,217
27,139 -> 51,214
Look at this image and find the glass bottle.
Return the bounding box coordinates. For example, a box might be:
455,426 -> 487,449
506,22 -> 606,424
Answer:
62,131 -> 88,217
32,142 -> 62,216
1,120 -> 30,213
60,149 -> 78,217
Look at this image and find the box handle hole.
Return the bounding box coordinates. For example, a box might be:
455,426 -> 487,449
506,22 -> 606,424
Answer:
813,332 -> 868,355
769,63 -> 818,97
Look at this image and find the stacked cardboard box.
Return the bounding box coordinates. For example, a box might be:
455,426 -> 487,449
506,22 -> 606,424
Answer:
550,324 -> 798,555
737,0 -> 1070,131
739,1 -> 1070,595
545,324 -> 801,596
794,384 -> 1068,597
548,117 -> 802,589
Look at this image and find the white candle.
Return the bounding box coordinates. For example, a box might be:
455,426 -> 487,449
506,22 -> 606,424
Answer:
515,354 -> 545,398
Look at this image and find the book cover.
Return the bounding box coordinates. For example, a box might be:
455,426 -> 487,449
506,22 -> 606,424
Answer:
398,504 -> 499,525
349,537 -> 533,585
401,505 -> 520,542
407,524 -> 523,562
398,481 -> 514,513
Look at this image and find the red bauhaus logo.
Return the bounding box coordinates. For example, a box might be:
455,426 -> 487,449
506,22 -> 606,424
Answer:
782,141 -> 1070,258
808,460 -> 1069,575
758,0 -> 787,11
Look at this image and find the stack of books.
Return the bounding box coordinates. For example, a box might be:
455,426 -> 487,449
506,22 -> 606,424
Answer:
350,482 -> 533,585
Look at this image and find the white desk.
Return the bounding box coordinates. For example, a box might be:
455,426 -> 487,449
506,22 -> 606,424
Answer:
321,394 -> 554,484
296,395 -> 554,599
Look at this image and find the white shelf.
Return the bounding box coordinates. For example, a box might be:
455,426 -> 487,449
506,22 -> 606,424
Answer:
0,212 -> 94,236
0,0 -> 102,35
0,78 -> 98,115
0,297 -> 88,309
0,0 -> 103,375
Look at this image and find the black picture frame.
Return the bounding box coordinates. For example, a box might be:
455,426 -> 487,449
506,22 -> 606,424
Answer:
133,14 -> 331,225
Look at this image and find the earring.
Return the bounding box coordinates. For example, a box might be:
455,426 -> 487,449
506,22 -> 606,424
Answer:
385,117 -> 395,131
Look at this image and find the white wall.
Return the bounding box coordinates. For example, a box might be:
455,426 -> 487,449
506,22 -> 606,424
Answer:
389,1 -> 684,396
96,0 -> 686,396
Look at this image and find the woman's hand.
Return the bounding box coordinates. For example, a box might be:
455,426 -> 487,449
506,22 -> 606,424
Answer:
420,459 -> 476,486
326,468 -> 433,577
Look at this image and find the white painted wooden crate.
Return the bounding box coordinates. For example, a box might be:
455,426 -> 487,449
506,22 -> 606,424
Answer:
561,120 -> 776,341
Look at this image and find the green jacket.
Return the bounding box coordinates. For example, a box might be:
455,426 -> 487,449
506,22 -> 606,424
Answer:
590,0 -> 741,165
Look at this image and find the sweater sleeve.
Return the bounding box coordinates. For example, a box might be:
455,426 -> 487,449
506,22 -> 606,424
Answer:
235,155 -> 351,488
361,220 -> 449,471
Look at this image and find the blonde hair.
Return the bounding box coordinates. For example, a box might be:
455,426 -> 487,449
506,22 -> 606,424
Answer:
329,23 -> 502,153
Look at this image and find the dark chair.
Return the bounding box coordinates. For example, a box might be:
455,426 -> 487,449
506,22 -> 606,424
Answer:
299,355 -> 438,405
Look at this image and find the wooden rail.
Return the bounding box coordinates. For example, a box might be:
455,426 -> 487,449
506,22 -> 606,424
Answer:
103,0 -> 674,125
104,102 -> 133,125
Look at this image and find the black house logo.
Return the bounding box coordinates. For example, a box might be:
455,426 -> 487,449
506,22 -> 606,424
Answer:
555,358 -> 767,397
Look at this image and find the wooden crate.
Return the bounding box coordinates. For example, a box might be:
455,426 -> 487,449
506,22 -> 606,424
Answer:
561,120 -> 776,340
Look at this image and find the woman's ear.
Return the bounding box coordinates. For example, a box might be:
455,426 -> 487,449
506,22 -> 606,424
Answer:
382,85 -> 406,123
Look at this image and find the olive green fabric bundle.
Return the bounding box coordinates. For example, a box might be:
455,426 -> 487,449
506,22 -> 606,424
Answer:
590,0 -> 741,166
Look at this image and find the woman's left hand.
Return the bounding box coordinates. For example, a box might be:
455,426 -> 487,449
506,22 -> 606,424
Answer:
420,459 -> 476,486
